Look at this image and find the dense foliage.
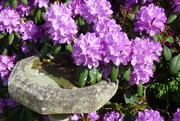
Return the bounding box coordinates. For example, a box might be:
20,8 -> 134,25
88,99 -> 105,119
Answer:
0,0 -> 180,121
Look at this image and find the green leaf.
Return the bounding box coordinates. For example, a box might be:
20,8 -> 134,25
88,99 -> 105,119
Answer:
4,0 -> 10,7
110,65 -> 119,82
65,0 -> 71,4
0,33 -> 4,39
163,45 -> 172,61
21,0 -> 28,6
36,9 -> 41,21
167,12 -> 179,24
53,44 -> 61,56
77,17 -> 85,26
129,13 -> 135,21
152,34 -> 158,42
124,89 -> 134,104
2,48 -> 8,55
8,33 -> 14,45
137,81 -> 143,97
122,66 -> 131,81
14,32 -> 21,39
169,55 -> 180,75
88,67 -> 97,85
12,0 -> 18,9
166,36 -> 174,43
40,44 -> 48,58
65,44 -> 73,53
96,68 -> 102,83
77,66 -> 88,88
41,12 -> 46,21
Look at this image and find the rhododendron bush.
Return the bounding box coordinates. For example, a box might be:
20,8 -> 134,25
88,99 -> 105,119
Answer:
0,0 -> 180,121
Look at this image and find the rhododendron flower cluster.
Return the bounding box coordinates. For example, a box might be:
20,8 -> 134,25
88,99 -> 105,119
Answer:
173,108 -> 180,121
0,7 -> 20,34
18,21 -> 39,42
45,2 -> 78,44
102,111 -> 123,121
172,0 -> 180,12
0,55 -> 15,86
34,0 -> 49,8
135,109 -> 164,121
72,32 -> 103,69
125,0 -> 153,6
129,37 -> 162,85
102,31 -> 132,66
134,3 -> 167,36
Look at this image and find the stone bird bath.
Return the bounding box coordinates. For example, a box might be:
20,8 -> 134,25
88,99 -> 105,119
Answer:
8,56 -> 118,121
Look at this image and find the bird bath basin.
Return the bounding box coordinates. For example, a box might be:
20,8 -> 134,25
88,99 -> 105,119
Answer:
8,56 -> 119,121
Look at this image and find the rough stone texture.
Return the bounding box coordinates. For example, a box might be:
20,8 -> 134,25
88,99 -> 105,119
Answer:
8,56 -> 119,115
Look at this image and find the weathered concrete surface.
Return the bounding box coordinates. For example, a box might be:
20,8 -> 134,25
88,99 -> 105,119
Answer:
8,56 -> 119,115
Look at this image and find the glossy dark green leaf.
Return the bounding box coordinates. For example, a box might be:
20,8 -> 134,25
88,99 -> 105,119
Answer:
163,45 -> 172,61
14,32 -> 21,39
41,12 -> 46,21
124,89 -> 134,104
12,0 -> 18,9
152,34 -> 158,42
77,17 -> 85,26
129,13 -> 135,21
96,68 -> 102,83
2,48 -> 8,55
137,81 -> 143,97
54,44 -> 61,55
21,0 -> 28,6
65,44 -> 73,53
77,66 -> 88,88
40,44 -> 48,58
122,66 -> 131,81
166,36 -> 174,43
88,67 -> 97,85
0,33 -> 4,39
36,9 -> 41,21
110,65 -> 119,82
4,0 -> 10,7
8,33 -> 14,45
167,12 -> 179,24
169,55 -> 180,75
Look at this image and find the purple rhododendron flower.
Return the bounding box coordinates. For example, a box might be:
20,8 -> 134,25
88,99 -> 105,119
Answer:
173,108 -> 180,121
102,111 -> 124,121
68,0 -> 84,17
135,109 -> 164,121
0,98 -> 5,113
45,2 -> 77,44
72,32 -> 103,69
172,0 -> 180,12
82,0 -> 113,24
87,112 -> 99,121
0,7 -> 20,33
16,1 -> 32,17
129,37 -> 162,86
34,0 -> 49,8
69,114 -> 82,121
102,31 -> 132,66
18,21 -> 39,42
134,3 -> 167,36
125,0 -> 153,6
0,55 -> 15,86
5,97 -> 15,108
43,115 -> 51,121
93,18 -> 122,38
